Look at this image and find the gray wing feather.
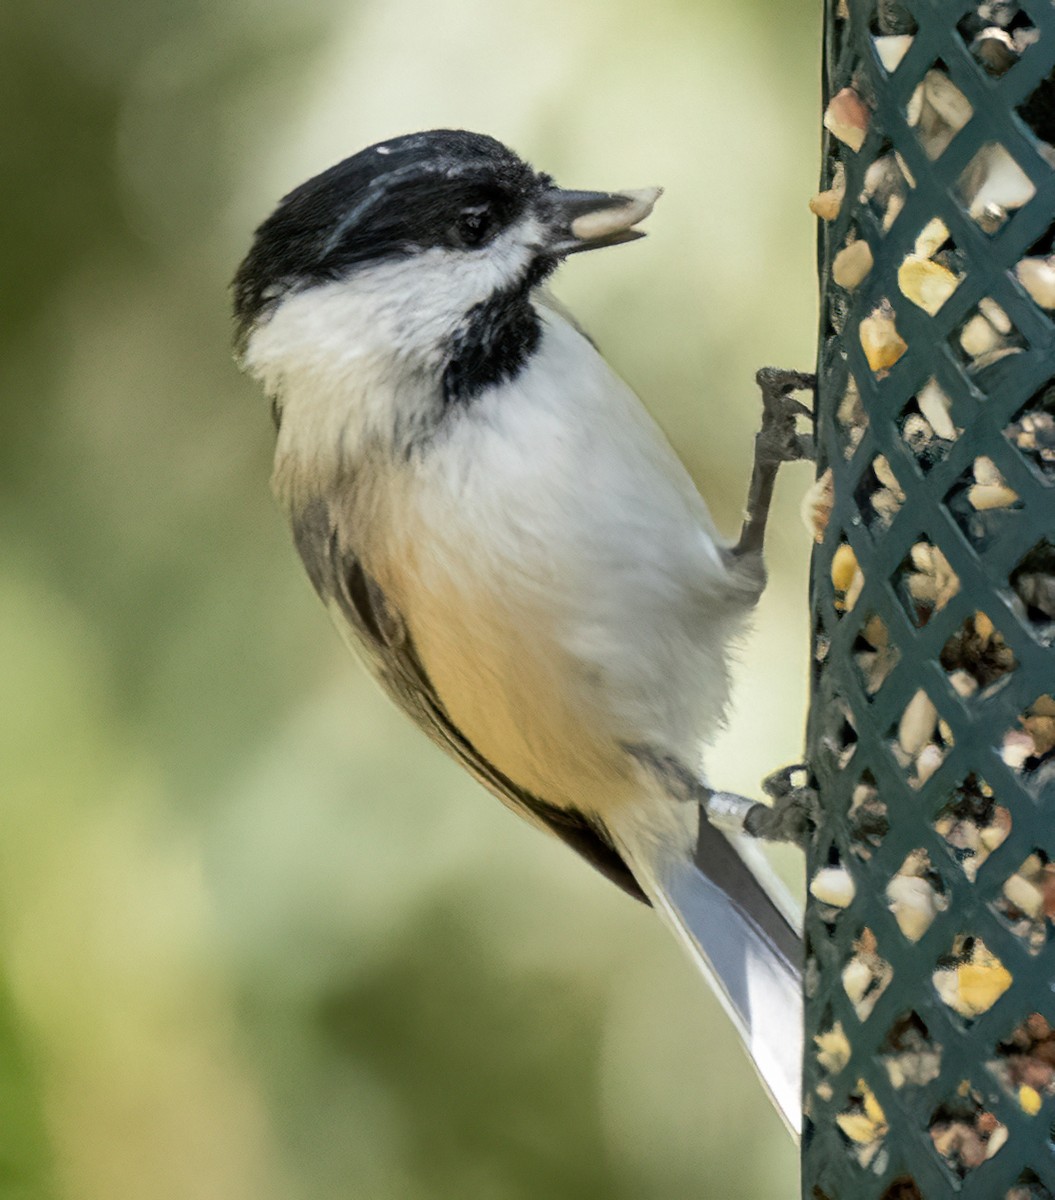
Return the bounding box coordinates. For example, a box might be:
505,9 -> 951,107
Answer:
291,498 -> 804,1127
290,497 -> 648,902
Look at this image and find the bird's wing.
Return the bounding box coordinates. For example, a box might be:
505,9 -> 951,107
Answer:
289,496 -> 648,903
290,497 -> 803,1135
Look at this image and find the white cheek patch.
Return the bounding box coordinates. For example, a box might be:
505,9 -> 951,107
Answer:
396,218 -> 542,318
243,219 -> 545,392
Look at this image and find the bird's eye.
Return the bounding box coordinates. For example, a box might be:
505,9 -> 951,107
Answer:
455,205 -> 494,248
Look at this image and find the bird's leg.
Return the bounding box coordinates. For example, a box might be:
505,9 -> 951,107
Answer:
626,744 -> 818,848
706,371 -> 819,846
732,368 -> 817,560
704,765 -> 819,848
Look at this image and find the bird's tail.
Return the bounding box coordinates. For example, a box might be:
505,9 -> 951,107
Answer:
609,809 -> 803,1137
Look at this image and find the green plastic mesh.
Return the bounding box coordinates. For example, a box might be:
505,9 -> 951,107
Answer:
804,1 -> 1055,1197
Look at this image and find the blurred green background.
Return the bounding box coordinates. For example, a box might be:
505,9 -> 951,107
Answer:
1,0 -> 819,1195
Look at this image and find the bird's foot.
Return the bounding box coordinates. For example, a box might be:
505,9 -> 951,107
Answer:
743,763 -> 820,847
733,368 -> 816,559
754,367 -> 816,468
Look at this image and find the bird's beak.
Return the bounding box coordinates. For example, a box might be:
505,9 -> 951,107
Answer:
540,186 -> 663,255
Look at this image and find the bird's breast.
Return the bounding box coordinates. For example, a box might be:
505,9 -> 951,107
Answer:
347,313 -> 744,809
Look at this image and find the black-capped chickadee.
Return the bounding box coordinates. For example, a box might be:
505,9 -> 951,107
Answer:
233,130 -> 813,1134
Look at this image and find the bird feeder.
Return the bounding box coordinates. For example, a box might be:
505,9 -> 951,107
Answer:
804,1 -> 1055,1196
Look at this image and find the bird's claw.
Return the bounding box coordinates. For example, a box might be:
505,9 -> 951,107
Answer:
755,366 -> 817,401
744,763 -> 819,846
754,368 -> 816,468
732,368 -> 817,560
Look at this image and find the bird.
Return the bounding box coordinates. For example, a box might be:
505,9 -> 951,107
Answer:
232,129 -> 814,1135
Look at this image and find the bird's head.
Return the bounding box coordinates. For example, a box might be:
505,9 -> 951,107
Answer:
233,130 -> 660,387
